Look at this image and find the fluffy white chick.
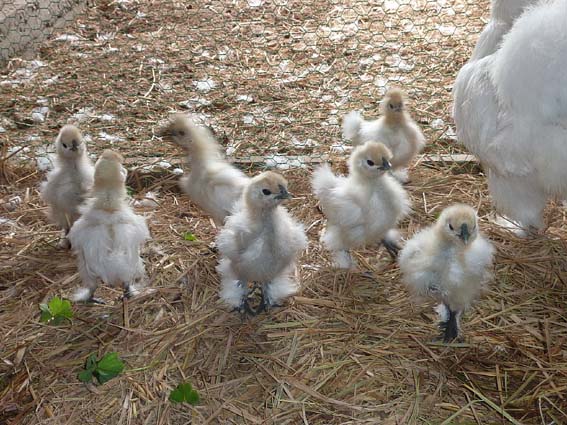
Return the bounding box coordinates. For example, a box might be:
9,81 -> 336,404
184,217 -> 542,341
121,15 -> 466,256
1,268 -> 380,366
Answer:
453,0 -> 567,234
163,114 -> 249,226
399,204 -> 494,342
470,0 -> 537,61
68,150 -> 150,303
342,89 -> 425,182
312,142 -> 411,269
40,125 -> 94,249
216,172 -> 307,315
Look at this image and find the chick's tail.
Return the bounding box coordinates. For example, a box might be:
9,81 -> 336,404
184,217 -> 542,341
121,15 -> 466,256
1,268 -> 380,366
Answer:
312,164 -> 339,206
342,111 -> 363,145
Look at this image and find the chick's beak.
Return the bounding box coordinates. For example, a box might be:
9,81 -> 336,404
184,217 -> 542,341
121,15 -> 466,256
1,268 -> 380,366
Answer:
459,223 -> 470,244
275,191 -> 291,200
379,157 -> 391,171
71,140 -> 79,151
275,184 -> 292,200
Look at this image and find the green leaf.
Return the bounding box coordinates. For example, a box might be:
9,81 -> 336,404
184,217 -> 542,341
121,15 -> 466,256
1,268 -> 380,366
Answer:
79,352 -> 124,385
183,232 -> 198,241
126,186 -> 136,196
169,387 -> 185,403
78,369 -> 93,383
94,352 -> 124,384
48,297 -> 73,319
39,297 -> 73,324
169,382 -> 200,405
39,303 -> 53,323
86,353 -> 97,370
185,388 -> 200,405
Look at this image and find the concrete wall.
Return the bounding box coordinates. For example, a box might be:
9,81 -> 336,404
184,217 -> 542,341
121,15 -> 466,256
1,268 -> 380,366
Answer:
0,0 -> 86,65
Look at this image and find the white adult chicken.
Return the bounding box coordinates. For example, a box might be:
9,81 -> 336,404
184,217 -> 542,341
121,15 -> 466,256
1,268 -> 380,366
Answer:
40,125 -> 94,249
312,141 -> 411,268
68,150 -> 150,303
399,204 -> 494,342
342,88 -> 425,182
163,114 -> 249,226
216,171 -> 307,315
454,0 -> 567,234
470,0 -> 537,61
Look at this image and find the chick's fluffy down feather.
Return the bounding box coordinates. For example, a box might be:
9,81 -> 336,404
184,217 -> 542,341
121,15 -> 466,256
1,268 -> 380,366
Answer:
453,0 -> 567,229
343,112 -> 425,170
399,226 -> 494,312
216,202 -> 307,307
312,164 -> 410,252
69,201 -> 150,291
40,163 -> 94,229
171,117 -> 249,225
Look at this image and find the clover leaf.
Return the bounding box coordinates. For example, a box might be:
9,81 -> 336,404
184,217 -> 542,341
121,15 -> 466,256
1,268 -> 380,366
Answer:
39,296 -> 73,325
78,352 -> 125,385
169,382 -> 200,405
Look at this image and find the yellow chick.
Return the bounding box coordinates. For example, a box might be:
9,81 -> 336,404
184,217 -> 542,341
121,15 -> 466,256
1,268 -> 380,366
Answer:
216,171 -> 307,314
68,150 -> 150,303
342,88 -> 425,182
312,141 -> 411,268
399,204 -> 495,342
162,114 -> 249,226
40,125 -> 94,249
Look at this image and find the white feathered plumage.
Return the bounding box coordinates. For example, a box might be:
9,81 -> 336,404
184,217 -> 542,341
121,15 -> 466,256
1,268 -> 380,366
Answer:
40,125 -> 94,248
453,0 -> 567,233
312,141 -> 411,269
469,0 -> 537,61
216,171 -> 307,314
342,88 -> 425,182
399,204 -> 494,342
68,150 -> 150,303
163,114 -> 249,226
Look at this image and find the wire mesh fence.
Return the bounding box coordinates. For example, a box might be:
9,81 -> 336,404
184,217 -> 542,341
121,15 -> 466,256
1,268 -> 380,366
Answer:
1,0 -> 487,172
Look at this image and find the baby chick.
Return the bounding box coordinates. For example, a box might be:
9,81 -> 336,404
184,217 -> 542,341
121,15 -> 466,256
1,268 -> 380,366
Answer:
162,114 -> 249,226
399,204 -> 495,342
68,150 -> 150,303
312,141 -> 411,268
342,89 -> 425,182
40,125 -> 94,249
216,171 -> 307,315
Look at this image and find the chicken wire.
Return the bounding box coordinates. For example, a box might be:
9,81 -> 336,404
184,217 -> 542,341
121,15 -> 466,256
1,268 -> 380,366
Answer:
1,0 -> 487,171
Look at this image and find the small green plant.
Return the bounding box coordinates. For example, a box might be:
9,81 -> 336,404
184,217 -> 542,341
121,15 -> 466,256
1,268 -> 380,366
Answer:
78,352 -> 125,385
183,232 -> 198,241
39,296 -> 73,325
126,186 -> 136,197
169,382 -> 200,405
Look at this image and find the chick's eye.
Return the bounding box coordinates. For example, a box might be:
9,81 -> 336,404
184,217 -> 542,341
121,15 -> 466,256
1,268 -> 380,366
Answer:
366,160 -> 375,166
448,224 -> 454,231
262,189 -> 271,195
62,143 -> 67,148
178,130 -> 185,136
389,103 -> 394,109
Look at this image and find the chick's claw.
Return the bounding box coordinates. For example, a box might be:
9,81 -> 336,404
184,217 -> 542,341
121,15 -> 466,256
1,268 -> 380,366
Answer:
87,297 -> 106,305
236,297 -> 260,316
382,238 -> 401,259
256,287 -> 283,315
438,308 -> 460,343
